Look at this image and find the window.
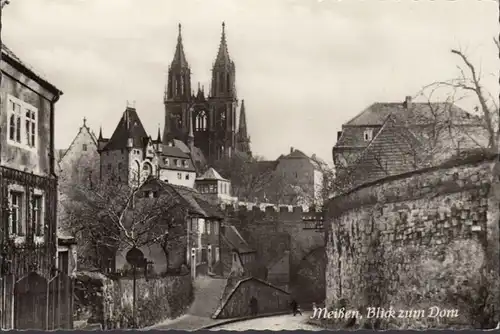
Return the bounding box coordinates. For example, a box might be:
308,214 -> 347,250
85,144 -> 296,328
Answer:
177,172 -> 182,180
32,195 -> 43,236
196,111 -> 208,131
174,159 -> 178,166
207,221 -> 211,235
185,174 -> 190,180
183,160 -> 188,167
364,129 -> 373,142
82,144 -> 88,151
107,164 -> 112,171
164,158 -> 169,165
25,109 -> 36,147
215,247 -> 220,262
142,162 -> 152,177
10,191 -> 24,236
8,95 -> 38,149
213,222 -> 219,235
8,99 -> 21,143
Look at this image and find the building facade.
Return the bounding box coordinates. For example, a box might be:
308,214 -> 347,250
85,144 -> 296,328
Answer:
163,23 -> 252,165
0,45 -> 73,330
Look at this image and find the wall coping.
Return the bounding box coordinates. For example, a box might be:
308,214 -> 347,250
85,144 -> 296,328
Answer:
220,201 -> 322,213
332,151 -> 499,201
212,276 -> 290,319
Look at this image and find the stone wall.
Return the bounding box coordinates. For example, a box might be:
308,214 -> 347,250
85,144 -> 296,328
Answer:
74,271 -> 193,329
214,277 -> 291,319
325,155 -> 500,329
222,205 -> 324,304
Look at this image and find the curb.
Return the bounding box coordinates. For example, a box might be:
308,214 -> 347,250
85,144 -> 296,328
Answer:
196,311 -> 291,330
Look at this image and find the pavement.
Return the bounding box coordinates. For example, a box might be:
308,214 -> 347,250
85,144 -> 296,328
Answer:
208,312 -> 322,331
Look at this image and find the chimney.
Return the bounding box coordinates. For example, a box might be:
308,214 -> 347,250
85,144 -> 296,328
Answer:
404,96 -> 412,109
337,131 -> 342,140
290,147 -> 294,154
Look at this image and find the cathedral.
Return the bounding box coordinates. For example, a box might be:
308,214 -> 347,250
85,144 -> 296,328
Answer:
163,22 -> 252,164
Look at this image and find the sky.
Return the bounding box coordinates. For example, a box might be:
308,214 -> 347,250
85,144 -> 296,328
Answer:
3,0 -> 499,163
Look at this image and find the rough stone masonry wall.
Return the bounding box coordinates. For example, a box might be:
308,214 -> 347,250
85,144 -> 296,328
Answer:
325,157 -> 500,329
223,206 -> 325,304
215,277 -> 291,319
74,271 -> 193,329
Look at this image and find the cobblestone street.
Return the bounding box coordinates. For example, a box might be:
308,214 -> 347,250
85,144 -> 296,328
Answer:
210,312 -> 322,331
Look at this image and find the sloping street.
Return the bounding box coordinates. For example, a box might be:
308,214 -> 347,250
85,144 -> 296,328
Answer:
209,313 -> 322,331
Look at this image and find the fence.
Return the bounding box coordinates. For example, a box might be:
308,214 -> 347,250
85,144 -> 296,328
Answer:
1,270 -> 73,330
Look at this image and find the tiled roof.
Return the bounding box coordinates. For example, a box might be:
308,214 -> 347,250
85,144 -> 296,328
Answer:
345,103 -> 488,188
2,44 -> 62,94
281,149 -> 309,159
222,225 -> 254,254
103,107 -> 148,151
152,180 -> 223,219
171,139 -> 207,168
160,144 -> 190,159
196,167 -> 227,181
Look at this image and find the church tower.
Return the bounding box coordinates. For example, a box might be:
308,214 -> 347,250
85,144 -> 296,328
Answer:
236,99 -> 251,156
163,23 -> 192,143
207,22 -> 238,161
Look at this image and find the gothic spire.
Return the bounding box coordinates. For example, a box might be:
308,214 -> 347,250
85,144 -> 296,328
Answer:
171,23 -> 189,69
98,126 -> 103,140
214,22 -> 232,67
156,124 -> 162,142
238,99 -> 248,138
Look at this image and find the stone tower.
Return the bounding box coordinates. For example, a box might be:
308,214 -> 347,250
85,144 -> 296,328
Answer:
162,22 -> 251,165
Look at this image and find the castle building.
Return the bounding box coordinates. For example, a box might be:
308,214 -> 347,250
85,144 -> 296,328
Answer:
97,105 -> 200,188
163,23 -> 252,165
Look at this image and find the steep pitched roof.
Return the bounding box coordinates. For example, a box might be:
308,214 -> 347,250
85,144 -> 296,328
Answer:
103,107 -> 148,151
222,225 -> 255,254
147,179 -> 224,219
213,22 -> 233,67
58,119 -> 98,163
196,167 -> 228,181
2,44 -> 62,95
170,23 -> 189,69
344,102 -> 487,188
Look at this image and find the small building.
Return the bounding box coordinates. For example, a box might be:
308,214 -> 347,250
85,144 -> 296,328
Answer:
0,44 -> 73,330
195,167 -> 234,204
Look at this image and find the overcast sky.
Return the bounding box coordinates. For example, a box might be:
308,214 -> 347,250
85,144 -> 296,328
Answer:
4,0 -> 499,162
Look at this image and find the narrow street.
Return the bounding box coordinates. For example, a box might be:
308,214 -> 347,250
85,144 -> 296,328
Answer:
209,312 -> 322,331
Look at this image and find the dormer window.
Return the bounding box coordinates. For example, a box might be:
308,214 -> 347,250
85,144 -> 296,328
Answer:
176,159 -> 181,167
183,160 -> 188,167
363,129 -> 373,142
164,158 -> 169,165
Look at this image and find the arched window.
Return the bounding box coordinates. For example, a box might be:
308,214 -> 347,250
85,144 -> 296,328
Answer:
142,161 -> 153,178
226,73 -> 231,93
196,111 -> 208,131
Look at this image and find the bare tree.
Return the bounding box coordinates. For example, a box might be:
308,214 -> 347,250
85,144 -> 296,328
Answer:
417,38 -> 499,153
59,171 -> 188,272
213,154 -> 278,202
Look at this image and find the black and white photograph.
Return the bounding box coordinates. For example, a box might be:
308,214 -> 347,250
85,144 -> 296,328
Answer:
0,0 -> 497,330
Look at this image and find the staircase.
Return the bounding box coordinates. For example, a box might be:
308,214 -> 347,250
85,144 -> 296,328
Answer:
188,276 -> 228,318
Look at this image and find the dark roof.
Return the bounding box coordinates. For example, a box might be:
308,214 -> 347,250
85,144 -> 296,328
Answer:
338,101 -> 478,148
160,144 -> 190,159
280,149 -> 310,160
172,139 -> 207,167
2,44 -> 62,95
146,178 -> 224,219
222,225 -> 255,254
103,107 -> 148,151
344,103 -> 487,188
